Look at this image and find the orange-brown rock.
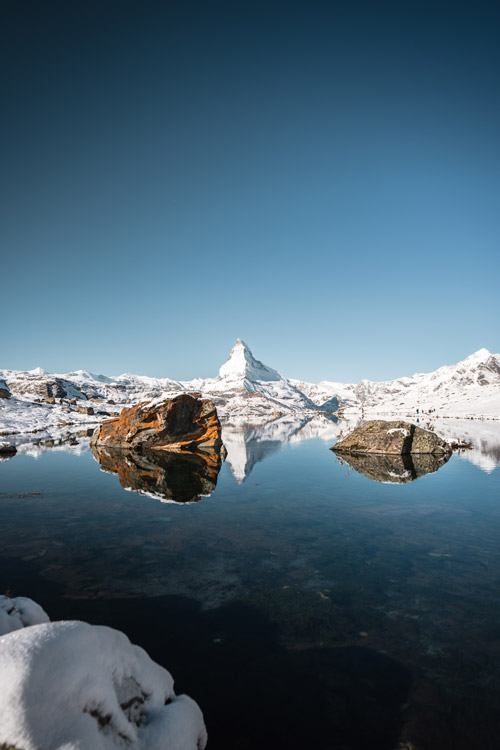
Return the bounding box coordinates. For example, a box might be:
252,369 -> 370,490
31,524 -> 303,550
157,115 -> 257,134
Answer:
90,394 -> 224,455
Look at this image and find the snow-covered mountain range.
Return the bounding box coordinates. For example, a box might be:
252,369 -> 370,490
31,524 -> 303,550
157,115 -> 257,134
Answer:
1,340 -> 499,450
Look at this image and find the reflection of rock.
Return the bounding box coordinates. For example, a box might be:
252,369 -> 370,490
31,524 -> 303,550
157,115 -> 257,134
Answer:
333,420 -> 451,455
0,442 -> 16,458
91,445 -> 222,503
91,394 -> 223,454
334,450 -> 451,483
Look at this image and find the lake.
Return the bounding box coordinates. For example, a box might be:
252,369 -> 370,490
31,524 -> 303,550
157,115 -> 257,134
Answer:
1,417 -> 500,749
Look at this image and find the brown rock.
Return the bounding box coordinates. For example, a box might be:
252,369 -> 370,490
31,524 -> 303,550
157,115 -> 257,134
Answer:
90,393 -> 223,455
332,420 -> 451,455
78,405 -> 95,415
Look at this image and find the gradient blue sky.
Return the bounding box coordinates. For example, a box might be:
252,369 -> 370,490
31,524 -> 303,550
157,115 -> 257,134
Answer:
2,0 -> 499,382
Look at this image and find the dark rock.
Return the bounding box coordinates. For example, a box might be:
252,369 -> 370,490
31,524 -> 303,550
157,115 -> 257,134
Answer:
77,428 -> 95,438
78,406 -> 94,416
332,420 -> 451,455
90,394 -> 223,455
0,380 -> 11,399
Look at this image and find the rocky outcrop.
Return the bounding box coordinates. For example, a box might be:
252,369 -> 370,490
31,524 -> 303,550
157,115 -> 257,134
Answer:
332,420 -> 451,455
77,405 -> 94,415
91,444 -> 222,503
91,394 -> 224,455
334,451 -> 450,483
0,379 -> 10,399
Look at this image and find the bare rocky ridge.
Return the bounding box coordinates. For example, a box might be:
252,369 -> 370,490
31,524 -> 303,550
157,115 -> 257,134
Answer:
332,420 -> 451,455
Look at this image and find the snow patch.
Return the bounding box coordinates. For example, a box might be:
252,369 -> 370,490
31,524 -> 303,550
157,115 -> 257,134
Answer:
0,596 -> 49,635
0,601 -> 207,750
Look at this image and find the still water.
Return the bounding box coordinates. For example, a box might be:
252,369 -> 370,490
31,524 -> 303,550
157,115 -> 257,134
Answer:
1,419 -> 500,749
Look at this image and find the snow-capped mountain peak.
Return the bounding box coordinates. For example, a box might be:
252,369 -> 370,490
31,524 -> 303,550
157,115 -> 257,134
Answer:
463,348 -> 492,363
218,339 -> 282,383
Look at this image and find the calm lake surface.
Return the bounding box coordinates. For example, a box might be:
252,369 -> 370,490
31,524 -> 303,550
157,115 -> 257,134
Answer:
1,420 -> 500,749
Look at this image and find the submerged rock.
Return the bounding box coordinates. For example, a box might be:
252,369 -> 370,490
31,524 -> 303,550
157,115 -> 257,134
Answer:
91,394 -> 223,455
335,451 -> 451,483
91,444 -> 222,503
332,420 -> 451,455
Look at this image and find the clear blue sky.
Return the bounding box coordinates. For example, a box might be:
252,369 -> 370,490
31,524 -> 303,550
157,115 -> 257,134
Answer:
2,0 -> 499,383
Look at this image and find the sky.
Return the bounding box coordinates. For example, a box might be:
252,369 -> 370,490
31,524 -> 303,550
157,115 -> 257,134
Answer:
1,0 -> 499,383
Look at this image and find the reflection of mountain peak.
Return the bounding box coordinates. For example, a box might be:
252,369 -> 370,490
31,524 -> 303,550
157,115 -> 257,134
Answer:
222,415 -> 343,483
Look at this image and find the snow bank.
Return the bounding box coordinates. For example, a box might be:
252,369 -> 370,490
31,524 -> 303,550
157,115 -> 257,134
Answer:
0,600 -> 207,750
0,595 -> 49,635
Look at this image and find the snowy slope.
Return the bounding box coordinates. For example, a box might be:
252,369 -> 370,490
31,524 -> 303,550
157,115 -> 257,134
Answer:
293,348 -> 500,419
1,343 -> 499,448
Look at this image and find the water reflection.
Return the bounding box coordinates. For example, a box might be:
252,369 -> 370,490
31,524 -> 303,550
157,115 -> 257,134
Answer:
91,445 -> 222,503
334,450 -> 451,483
221,414 -> 341,482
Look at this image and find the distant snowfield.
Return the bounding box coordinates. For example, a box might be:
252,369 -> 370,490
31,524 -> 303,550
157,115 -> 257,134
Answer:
1,340 -> 499,460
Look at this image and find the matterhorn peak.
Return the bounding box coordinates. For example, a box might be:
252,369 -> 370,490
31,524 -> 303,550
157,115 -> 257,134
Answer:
218,339 -> 282,382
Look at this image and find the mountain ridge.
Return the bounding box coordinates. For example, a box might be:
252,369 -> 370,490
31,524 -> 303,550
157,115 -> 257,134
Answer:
1,342 -> 499,425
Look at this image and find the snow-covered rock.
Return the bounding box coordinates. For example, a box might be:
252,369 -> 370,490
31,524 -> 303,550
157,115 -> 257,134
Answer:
0,602 -> 207,750
0,595 -> 49,635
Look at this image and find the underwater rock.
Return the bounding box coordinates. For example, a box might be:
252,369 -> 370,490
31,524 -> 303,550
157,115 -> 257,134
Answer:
332,420 -> 451,455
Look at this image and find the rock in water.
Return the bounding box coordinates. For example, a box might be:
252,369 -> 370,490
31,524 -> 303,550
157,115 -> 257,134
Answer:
91,393 -> 223,455
332,420 -> 451,455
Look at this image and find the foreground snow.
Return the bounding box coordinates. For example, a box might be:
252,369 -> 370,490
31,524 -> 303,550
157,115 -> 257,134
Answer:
0,598 -> 207,750
0,595 -> 49,634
